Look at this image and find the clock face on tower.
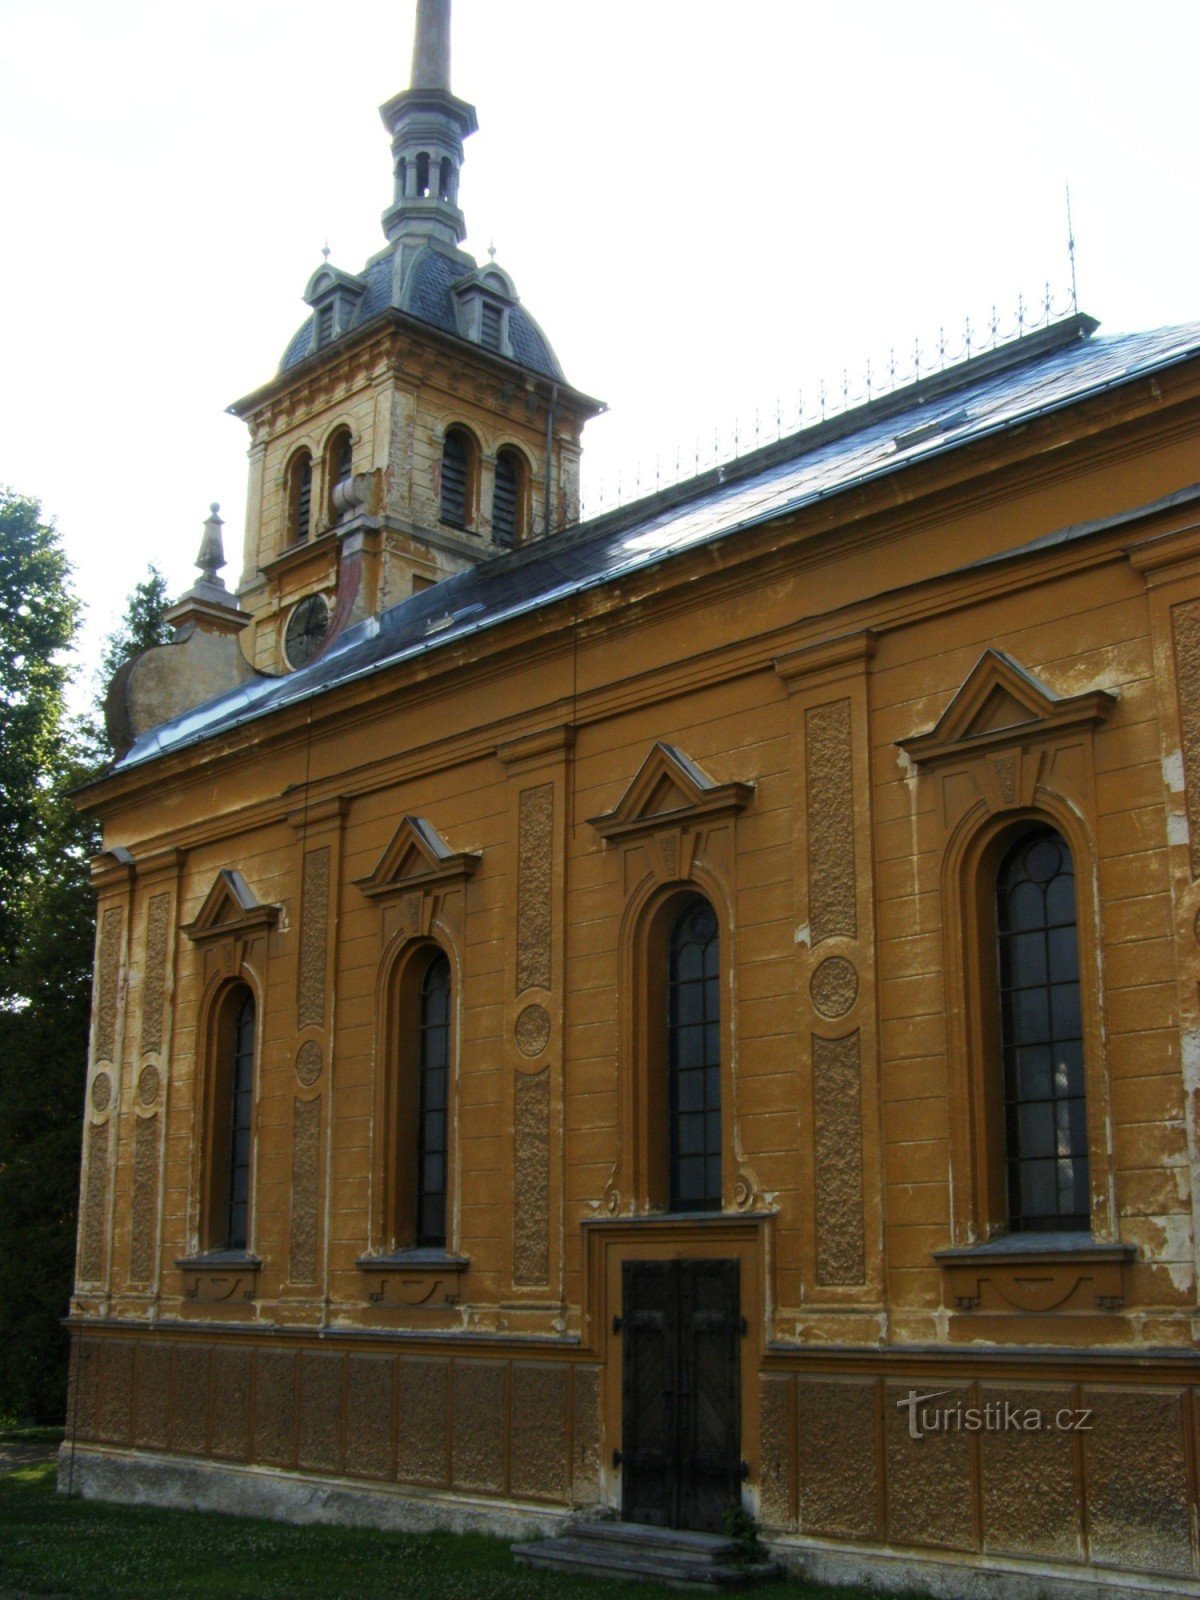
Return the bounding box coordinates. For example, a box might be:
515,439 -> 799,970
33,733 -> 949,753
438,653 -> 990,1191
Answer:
284,593 -> 331,669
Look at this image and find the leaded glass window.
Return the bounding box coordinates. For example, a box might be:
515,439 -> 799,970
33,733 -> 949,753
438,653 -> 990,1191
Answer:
996,827 -> 1089,1232
668,898 -> 721,1212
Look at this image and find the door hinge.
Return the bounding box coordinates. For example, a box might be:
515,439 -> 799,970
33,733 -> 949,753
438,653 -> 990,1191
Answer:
612,1448 -> 623,1469
612,1315 -> 623,1334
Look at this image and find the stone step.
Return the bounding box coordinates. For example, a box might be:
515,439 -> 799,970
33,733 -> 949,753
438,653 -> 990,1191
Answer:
512,1525 -> 782,1589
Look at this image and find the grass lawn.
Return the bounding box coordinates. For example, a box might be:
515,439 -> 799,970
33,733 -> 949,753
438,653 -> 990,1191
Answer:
0,1456 -> 910,1600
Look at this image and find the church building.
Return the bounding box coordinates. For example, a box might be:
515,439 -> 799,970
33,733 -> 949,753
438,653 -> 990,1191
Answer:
66,3 -> 1200,1594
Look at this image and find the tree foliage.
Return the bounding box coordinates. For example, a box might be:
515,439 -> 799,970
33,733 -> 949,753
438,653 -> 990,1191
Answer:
0,497 -> 169,1420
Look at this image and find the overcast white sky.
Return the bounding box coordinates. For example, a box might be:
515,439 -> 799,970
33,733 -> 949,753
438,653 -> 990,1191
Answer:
1,0 -> 1197,692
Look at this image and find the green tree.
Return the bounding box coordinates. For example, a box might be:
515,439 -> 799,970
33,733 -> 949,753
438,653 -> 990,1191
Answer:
0,515 -> 170,1421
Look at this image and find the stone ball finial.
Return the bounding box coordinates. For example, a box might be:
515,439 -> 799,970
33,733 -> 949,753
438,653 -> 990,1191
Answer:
195,503 -> 227,586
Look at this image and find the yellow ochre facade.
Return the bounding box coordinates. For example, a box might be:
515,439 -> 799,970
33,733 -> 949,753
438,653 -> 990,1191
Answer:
65,4 -> 1200,1594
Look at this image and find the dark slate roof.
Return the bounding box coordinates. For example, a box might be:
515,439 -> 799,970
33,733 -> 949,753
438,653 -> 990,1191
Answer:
116,317 -> 1200,774
280,246 -> 562,380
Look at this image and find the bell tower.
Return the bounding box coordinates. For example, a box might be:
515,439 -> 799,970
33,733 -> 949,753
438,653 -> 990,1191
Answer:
228,0 -> 603,676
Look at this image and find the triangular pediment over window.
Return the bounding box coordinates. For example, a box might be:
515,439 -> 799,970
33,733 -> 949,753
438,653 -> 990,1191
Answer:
587,743 -> 754,843
899,650 -> 1115,768
354,816 -> 480,901
182,870 -> 281,943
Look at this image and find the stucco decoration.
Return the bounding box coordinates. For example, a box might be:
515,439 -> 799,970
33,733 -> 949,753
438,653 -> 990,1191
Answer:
759,1375 -> 795,1530
813,1032 -> 865,1286
298,1352 -> 343,1472
796,1377 -> 879,1540
210,1347 -> 253,1461
514,1003 -> 550,1058
1173,601 -> 1200,879
79,1121 -> 110,1283
295,1040 -> 323,1088
170,1344 -> 211,1457
978,1383 -> 1080,1560
94,906 -> 123,1062
129,1113 -> 158,1284
253,1350 -> 298,1466
452,1361 -> 506,1492
133,1342 -> 171,1449
513,1068 -> 550,1286
806,701 -> 856,943
884,1379 -> 975,1550
517,785 -> 553,993
1083,1387 -> 1193,1575
289,1096 -> 321,1284
96,1340 -> 135,1444
509,1363 -> 570,1500
571,1366 -> 602,1503
90,1071 -> 112,1113
182,869 -> 280,943
586,741 -> 754,844
396,1358 -> 449,1485
136,1063 -> 160,1107
355,814 -> 480,901
297,847 -> 330,1030
140,892 -> 171,1056
809,955 -> 858,1020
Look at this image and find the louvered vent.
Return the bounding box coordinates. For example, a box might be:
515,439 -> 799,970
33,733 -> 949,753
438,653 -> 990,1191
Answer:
480,301 -> 503,352
492,450 -> 520,547
294,457 -> 313,542
440,430 -> 470,528
316,303 -> 335,346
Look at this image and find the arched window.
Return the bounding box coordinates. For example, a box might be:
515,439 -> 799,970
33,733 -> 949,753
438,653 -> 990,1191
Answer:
439,156 -> 454,202
397,156 -> 408,196
416,151 -> 431,198
325,427 -> 354,523
416,953 -> 451,1248
205,984 -> 256,1251
667,896 -> 721,1212
492,448 -> 525,547
288,450 -> 313,543
440,427 -> 474,530
995,826 -> 1089,1232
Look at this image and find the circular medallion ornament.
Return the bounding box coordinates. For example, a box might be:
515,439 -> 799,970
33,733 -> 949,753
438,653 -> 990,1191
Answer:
810,955 -> 859,1020
91,1071 -> 112,1113
296,1040 -> 323,1088
284,593 -> 331,670
137,1064 -> 161,1107
515,1003 -> 551,1059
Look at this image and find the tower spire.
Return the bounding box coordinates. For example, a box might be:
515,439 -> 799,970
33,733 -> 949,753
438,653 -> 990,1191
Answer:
379,0 -> 478,256
411,0 -> 452,91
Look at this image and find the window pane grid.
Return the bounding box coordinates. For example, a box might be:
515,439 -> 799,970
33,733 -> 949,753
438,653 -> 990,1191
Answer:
226,991 -> 255,1251
668,901 -> 721,1212
416,954 -> 451,1248
997,829 -> 1089,1232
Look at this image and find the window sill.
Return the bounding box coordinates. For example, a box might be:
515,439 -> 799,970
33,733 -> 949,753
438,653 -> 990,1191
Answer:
934,1234 -> 1133,1314
355,1250 -> 469,1308
176,1251 -> 261,1306
176,1250 -> 263,1272
355,1249 -> 469,1274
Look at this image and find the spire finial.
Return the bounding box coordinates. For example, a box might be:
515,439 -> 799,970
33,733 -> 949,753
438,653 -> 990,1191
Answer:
487,241 -> 497,263
411,0 -> 452,91
195,503 -> 227,589
321,239 -> 331,263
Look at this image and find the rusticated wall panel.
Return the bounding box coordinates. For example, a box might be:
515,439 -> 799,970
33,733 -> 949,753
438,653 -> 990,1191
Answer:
96,1340 -> 135,1445
805,700 -> 856,942
796,1377 -> 878,1540
979,1384 -> 1080,1560
133,1341 -> 171,1450
513,1069 -> 550,1286
516,785 -> 553,993
884,1381 -> 975,1550
68,1338 -> 100,1443
345,1355 -> 395,1481
253,1349 -> 297,1466
297,846 -> 330,1029
289,1096 -> 321,1284
571,1366 -> 602,1504
210,1347 -> 253,1462
451,1361 -> 506,1493
170,1345 -> 211,1457
78,1122 -> 110,1284
509,1363 -> 569,1501
813,1032 -> 865,1285
759,1375 -> 795,1530
128,1113 -> 158,1285
94,907 -> 123,1062
139,892 -> 171,1056
1083,1387 -> 1193,1575
1172,600 -> 1200,878
297,1351 -> 343,1472
396,1358 -> 448,1486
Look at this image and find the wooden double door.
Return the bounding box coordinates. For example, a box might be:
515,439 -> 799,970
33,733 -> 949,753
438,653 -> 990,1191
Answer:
619,1258 -> 742,1533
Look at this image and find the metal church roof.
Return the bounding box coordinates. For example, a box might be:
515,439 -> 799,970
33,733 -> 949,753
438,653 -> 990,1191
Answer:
114,315 -> 1200,774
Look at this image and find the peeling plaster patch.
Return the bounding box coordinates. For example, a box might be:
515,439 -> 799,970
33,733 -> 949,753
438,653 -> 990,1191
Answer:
1163,750 -> 1186,793
1168,812 -> 1191,848
1159,1213 -> 1195,1264
794,923 -> 810,949
895,747 -> 917,781
1181,1030 -> 1200,1096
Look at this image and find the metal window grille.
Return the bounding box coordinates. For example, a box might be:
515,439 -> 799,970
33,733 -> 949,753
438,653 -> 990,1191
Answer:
668,898 -> 721,1211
